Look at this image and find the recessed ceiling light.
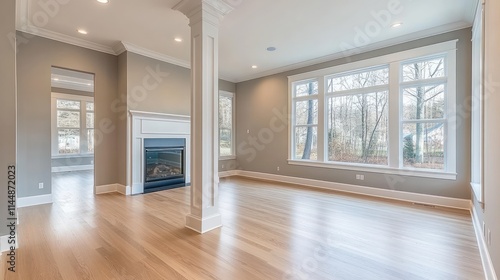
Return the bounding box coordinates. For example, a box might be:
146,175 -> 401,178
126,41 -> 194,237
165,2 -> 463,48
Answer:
174,38 -> 183,42
267,47 -> 277,52
252,65 -> 258,69
77,29 -> 88,35
391,22 -> 403,28
53,78 -> 59,81
97,0 -> 109,3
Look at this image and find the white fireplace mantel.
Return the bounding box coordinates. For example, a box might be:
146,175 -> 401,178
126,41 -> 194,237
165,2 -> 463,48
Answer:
129,110 -> 191,195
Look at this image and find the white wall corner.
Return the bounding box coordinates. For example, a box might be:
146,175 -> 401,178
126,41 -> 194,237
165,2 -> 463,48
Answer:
471,206 -> 499,280
117,185 -> 131,196
17,194 -> 53,208
96,184 -> 130,196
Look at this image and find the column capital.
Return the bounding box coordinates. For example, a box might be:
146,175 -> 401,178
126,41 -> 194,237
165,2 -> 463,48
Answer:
173,0 -> 234,21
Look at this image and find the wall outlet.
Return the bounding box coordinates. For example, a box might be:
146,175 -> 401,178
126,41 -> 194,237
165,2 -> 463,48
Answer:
38,182 -> 44,189
356,174 -> 365,180
222,164 -> 225,169
247,129 -> 250,134
277,166 -> 280,171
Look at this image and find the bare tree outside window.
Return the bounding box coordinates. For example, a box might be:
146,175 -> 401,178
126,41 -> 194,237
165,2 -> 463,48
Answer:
293,81 -> 318,160
401,57 -> 446,170
327,67 -> 389,165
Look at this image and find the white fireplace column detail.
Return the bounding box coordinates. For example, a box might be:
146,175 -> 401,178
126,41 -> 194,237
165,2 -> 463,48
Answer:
174,0 -> 233,233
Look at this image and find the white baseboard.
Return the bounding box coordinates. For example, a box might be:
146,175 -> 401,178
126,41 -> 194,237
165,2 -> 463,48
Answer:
51,164 -> 94,173
17,194 -> 53,208
1,234 -> 18,253
471,205 -> 498,280
219,170 -> 239,178
228,170 -> 471,210
96,184 -> 129,195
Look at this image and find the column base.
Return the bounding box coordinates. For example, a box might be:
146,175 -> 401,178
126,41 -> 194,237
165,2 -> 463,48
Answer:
185,213 -> 222,234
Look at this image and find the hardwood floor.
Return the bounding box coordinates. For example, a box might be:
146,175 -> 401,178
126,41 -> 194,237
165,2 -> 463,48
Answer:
2,171 -> 484,280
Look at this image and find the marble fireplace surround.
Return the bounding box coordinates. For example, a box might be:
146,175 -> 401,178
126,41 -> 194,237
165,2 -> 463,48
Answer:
129,110 -> 191,195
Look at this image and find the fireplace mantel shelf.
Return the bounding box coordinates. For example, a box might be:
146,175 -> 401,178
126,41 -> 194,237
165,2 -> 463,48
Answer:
129,110 -> 190,122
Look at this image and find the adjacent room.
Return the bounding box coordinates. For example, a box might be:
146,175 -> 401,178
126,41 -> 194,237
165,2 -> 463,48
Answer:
1,0 -> 499,279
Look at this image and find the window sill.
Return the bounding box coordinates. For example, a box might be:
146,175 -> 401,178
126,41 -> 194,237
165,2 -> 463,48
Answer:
52,154 -> 94,159
288,159 -> 457,180
219,156 -> 236,161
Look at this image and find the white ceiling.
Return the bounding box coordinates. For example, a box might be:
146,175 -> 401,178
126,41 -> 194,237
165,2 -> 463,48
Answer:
16,0 -> 477,83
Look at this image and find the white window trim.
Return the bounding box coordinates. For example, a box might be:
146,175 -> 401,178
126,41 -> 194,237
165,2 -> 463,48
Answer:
219,91 -> 236,160
51,92 -> 94,157
288,40 -> 458,180
470,0 -> 485,202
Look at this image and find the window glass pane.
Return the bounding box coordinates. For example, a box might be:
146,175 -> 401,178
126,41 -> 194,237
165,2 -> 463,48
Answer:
57,100 -> 80,110
295,100 -> 318,125
327,92 -> 388,165
295,126 -> 318,160
402,57 -> 445,82
402,123 -> 445,170
220,128 -> 232,157
86,112 -> 94,128
327,67 -> 388,92
86,102 -> 94,111
58,129 -> 80,154
219,94 -> 233,156
57,110 -> 80,128
87,129 -> 94,153
219,96 -> 232,129
403,84 -> 445,120
294,81 -> 318,97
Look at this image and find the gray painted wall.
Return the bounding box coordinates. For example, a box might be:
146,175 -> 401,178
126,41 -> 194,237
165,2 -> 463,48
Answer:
126,52 -> 191,115
473,0 -> 500,276
16,32 -> 119,197
0,0 -> 16,237
117,52 -> 128,186
235,28 -> 472,199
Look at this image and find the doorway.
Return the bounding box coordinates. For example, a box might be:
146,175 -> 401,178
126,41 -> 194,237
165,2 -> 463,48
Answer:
50,67 -> 95,202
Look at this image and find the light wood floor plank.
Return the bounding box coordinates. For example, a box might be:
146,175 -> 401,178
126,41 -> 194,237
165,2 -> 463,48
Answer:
1,171 -> 485,280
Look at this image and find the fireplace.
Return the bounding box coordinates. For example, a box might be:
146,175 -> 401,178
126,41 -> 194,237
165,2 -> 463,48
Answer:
144,138 -> 186,193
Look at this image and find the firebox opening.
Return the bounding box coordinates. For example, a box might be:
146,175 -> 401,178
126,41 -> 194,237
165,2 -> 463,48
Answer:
144,138 -> 186,193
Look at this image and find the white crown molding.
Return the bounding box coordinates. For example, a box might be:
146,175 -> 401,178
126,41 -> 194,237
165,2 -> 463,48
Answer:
233,21 -> 473,83
120,41 -> 191,69
173,0 -> 234,19
466,0 -> 481,23
112,41 -> 127,55
17,25 -> 116,55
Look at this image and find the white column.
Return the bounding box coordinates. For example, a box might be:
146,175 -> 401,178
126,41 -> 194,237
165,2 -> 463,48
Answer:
174,0 -> 233,233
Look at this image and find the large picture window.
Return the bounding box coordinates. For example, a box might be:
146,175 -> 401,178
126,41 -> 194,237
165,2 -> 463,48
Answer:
289,41 -> 457,179
51,93 -> 94,156
219,91 -> 235,159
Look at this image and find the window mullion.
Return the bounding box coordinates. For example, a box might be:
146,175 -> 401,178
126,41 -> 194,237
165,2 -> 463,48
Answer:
388,62 -> 400,168
317,77 -> 325,162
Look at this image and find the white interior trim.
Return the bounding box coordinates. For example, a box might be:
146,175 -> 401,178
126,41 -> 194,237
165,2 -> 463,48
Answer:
95,184 -> 129,195
52,165 -> 94,173
1,235 -> 18,253
218,170 -> 239,178
17,194 -> 53,208
471,205 -> 498,280
222,170 -> 470,210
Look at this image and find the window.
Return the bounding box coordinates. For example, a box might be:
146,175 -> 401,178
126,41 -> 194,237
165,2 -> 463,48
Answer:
326,67 -> 389,165
51,93 -> 94,156
292,80 -> 318,160
219,91 -> 235,159
288,41 -> 457,179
